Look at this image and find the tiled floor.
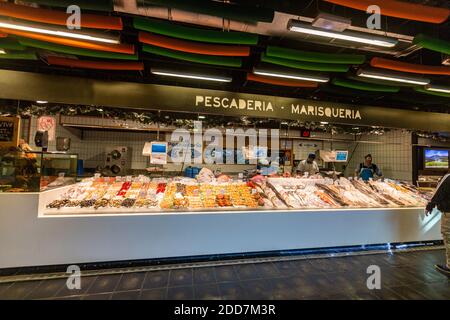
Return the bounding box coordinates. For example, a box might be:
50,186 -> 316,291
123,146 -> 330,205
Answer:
0,249 -> 449,300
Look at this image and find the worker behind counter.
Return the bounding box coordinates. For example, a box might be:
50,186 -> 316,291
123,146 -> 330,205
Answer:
296,153 -> 320,177
355,154 -> 383,181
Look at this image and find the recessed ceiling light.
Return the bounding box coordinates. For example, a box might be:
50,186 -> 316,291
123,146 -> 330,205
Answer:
151,68 -> 232,83
357,69 -> 430,85
0,19 -> 120,44
288,20 -> 398,48
36,100 -> 48,104
253,67 -> 329,83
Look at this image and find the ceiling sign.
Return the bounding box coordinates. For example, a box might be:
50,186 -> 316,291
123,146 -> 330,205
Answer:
0,70 -> 449,132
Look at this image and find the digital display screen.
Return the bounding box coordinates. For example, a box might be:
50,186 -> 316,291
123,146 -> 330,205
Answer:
335,151 -> 348,162
151,143 -> 167,154
424,149 -> 449,169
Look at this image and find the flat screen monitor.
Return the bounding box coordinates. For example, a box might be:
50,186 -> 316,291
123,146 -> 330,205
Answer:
424,149 -> 449,169
151,143 -> 167,154
335,150 -> 348,162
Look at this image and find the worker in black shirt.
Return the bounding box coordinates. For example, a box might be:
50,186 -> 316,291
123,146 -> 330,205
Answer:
355,154 -> 383,181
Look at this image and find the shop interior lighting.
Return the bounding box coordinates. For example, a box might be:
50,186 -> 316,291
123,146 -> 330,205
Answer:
0,19 -> 120,44
151,68 -> 232,83
253,67 -> 329,83
198,115 -> 206,119
425,84 -> 450,94
36,100 -> 48,104
356,69 -> 430,85
287,20 -> 398,48
0,49 -> 5,54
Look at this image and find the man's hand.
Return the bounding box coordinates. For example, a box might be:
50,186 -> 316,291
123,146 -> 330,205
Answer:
425,202 -> 435,216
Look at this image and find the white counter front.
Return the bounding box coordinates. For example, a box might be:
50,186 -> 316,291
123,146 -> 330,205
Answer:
0,191 -> 443,269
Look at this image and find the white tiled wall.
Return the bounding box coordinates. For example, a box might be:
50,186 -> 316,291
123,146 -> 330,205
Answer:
27,115 -> 156,170
346,130 -> 413,181
24,115 -> 416,180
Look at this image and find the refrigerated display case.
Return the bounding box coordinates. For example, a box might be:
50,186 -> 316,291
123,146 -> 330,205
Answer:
0,150 -> 78,192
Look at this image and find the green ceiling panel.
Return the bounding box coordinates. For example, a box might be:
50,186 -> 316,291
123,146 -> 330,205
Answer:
134,17 -> 258,45
332,78 -> 400,92
266,46 -> 366,64
261,53 -> 350,72
413,34 -> 450,55
142,44 -> 242,67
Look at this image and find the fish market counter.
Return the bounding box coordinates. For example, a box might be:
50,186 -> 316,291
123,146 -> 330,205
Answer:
0,189 -> 442,269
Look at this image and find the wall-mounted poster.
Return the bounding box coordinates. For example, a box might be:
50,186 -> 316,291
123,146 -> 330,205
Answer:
37,116 -> 56,141
0,116 -> 20,148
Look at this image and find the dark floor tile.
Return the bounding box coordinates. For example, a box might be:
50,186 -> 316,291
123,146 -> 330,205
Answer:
218,282 -> 247,300
266,277 -> 302,300
253,263 -> 280,278
111,290 -> 141,300
346,290 -> 381,300
234,264 -> 260,281
380,268 -> 409,288
169,269 -> 193,287
82,293 -> 112,300
52,295 -> 83,300
214,266 -> 239,283
167,286 -> 194,300
0,282 -> 13,296
142,270 -> 169,289
55,276 -> 97,297
287,275 -> 323,298
405,268 -> 449,284
140,288 -> 167,300
87,274 -> 122,294
194,284 -> 222,300
408,282 -> 450,300
0,281 -> 41,300
115,272 -> 146,292
241,279 -> 272,299
26,278 -> 67,300
272,261 -> 299,276
389,285 -> 429,300
372,287 -> 405,300
325,271 -> 368,293
291,260 -> 325,275
193,268 -> 216,285
308,259 -> 338,273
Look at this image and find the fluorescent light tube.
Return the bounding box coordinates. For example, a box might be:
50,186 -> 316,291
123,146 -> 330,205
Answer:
0,19 -> 120,44
288,20 -> 398,48
0,49 -> 5,54
151,68 -> 232,83
253,67 -> 329,83
357,69 -> 430,85
36,100 -> 48,104
425,84 -> 450,94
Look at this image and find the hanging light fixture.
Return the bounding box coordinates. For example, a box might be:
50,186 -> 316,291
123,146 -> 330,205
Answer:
151,68 -> 232,83
356,68 -> 430,85
287,20 -> 398,48
253,67 -> 329,83
0,18 -> 120,44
